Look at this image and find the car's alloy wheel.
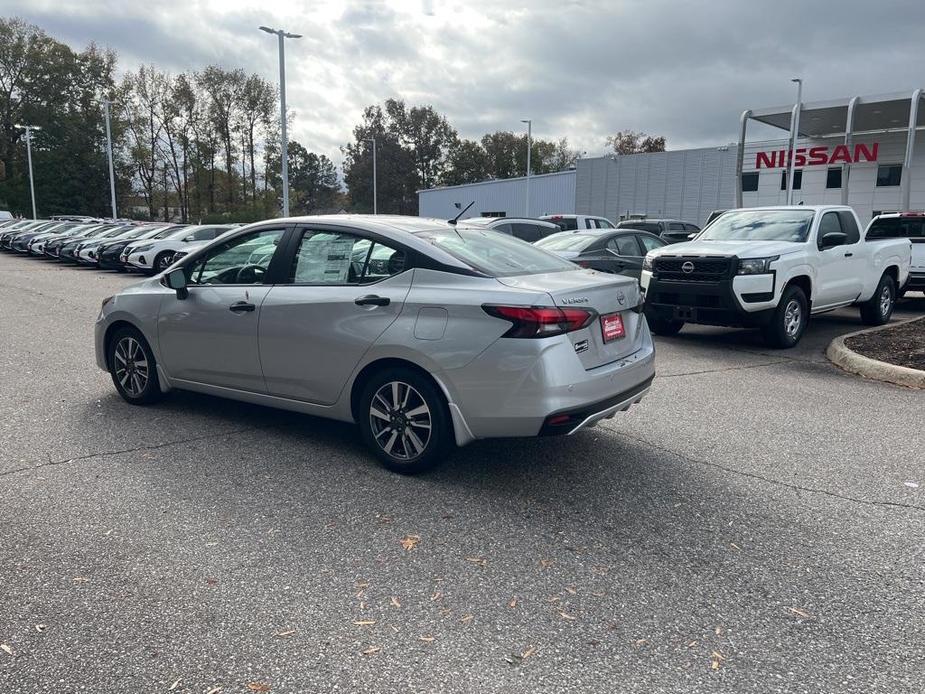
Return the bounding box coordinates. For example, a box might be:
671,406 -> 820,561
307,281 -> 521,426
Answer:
368,381 -> 433,461
107,326 -> 163,405
783,298 -> 802,339
114,336 -> 149,398
154,252 -> 174,272
878,284 -> 892,317
357,367 -> 452,474
860,274 -> 895,326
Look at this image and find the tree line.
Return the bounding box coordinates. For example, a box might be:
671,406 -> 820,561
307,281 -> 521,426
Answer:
0,16 -> 665,220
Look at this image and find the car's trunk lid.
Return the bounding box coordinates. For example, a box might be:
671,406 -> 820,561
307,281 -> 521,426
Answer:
497,269 -> 644,369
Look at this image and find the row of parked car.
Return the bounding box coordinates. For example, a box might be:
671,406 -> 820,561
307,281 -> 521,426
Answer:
0,218 -> 238,273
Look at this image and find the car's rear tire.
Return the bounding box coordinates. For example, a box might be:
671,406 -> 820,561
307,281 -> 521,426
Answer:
153,251 -> 174,274
860,274 -> 895,325
357,367 -> 453,474
646,313 -> 684,336
107,326 -> 164,405
762,285 -> 808,348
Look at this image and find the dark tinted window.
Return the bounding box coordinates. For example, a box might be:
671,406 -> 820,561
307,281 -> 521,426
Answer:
668,222 -> 685,231
876,165 -> 902,187
866,217 -> 925,240
780,170 -> 802,190
818,212 -> 843,241
837,211 -> 860,244
638,234 -> 666,253
609,235 -> 641,256
826,167 -> 842,189
492,223 -> 513,236
741,172 -> 759,192
684,223 -> 701,232
545,217 -> 578,231
596,219 -> 615,229
511,223 -> 548,243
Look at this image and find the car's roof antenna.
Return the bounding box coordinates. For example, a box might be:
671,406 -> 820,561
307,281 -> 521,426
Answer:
448,201 -> 474,226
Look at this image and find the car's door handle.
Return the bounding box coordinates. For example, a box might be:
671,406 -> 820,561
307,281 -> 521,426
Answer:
355,295 -> 390,307
229,301 -> 256,313
844,252 -> 853,257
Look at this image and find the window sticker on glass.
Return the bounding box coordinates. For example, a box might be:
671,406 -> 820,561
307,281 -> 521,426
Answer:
294,234 -> 357,283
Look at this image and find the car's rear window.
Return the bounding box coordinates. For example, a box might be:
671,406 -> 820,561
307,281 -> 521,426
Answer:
535,233 -> 598,252
418,228 -> 576,277
866,217 -> 925,240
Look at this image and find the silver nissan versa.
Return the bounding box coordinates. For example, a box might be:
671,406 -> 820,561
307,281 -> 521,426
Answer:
95,215 -> 656,473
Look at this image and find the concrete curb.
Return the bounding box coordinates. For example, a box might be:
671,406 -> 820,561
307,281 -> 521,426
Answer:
826,317 -> 925,389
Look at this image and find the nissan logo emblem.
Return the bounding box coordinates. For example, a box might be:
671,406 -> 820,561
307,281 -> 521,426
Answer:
681,261 -> 695,274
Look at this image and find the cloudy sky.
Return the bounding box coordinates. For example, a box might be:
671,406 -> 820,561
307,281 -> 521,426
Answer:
6,0 -> 925,170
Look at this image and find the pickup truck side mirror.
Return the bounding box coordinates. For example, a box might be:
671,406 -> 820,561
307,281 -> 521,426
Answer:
164,268 -> 188,299
819,231 -> 847,250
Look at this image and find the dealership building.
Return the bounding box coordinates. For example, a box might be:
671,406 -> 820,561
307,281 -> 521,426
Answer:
418,90 -> 925,226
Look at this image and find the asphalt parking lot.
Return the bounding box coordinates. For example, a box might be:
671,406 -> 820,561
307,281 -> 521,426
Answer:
1,252 -> 923,694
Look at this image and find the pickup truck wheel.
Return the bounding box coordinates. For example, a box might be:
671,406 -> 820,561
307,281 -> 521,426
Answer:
860,274 -> 895,326
762,285 -> 807,348
646,314 -> 684,336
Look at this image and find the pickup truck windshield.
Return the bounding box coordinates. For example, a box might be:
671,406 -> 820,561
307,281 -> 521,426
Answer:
698,210 -> 815,242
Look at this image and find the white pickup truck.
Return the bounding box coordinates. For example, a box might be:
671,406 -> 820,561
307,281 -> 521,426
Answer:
640,205 -> 911,348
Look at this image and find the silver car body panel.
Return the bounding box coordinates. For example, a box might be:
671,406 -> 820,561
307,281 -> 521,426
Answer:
96,215 -> 656,446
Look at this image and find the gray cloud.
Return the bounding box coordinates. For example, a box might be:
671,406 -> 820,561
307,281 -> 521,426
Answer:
5,0 -> 925,171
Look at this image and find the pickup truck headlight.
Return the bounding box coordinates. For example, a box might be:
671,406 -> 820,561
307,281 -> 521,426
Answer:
642,254 -> 655,272
736,256 -> 779,275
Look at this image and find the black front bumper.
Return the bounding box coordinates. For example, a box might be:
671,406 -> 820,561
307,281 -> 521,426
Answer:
644,257 -> 775,328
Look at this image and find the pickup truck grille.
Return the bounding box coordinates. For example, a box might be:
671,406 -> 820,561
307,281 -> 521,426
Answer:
653,257 -> 733,283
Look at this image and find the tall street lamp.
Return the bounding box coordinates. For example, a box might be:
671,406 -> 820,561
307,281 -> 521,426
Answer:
521,119 -> 532,217
15,124 -> 41,219
260,25 -> 302,217
786,77 -> 803,206
366,137 -> 377,214
102,99 -> 118,219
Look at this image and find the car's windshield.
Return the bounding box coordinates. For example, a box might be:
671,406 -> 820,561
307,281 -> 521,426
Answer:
419,228 -> 576,276
535,233 -> 599,252
698,210 -> 815,242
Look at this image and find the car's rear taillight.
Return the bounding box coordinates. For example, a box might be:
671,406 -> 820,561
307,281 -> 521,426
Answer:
482,305 -> 596,338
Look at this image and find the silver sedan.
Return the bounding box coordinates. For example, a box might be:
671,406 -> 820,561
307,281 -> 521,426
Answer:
95,215 -> 656,473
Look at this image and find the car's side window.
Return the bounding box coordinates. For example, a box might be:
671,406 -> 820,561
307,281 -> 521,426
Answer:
289,230 -> 408,285
186,228 -> 285,286
818,212 -> 843,248
609,235 -> 642,257
837,211 -> 860,245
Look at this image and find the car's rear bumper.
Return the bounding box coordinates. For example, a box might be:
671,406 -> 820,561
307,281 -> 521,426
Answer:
445,321 -> 656,439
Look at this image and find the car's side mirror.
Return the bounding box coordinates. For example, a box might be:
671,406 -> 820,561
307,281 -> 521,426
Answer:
819,231 -> 847,250
165,268 -> 188,299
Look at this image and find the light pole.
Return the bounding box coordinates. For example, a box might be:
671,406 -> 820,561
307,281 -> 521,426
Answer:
786,78 -> 802,206
521,119 -> 532,216
260,25 -> 302,217
366,137 -> 377,214
15,124 -> 41,219
102,99 -> 118,218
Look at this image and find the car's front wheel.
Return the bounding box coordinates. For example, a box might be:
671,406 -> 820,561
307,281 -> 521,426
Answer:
153,251 -> 175,274
107,326 -> 164,405
357,367 -> 453,474
762,285 -> 808,348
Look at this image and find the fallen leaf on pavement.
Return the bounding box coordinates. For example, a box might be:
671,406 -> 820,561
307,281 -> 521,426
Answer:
558,611 -> 577,621
72,576 -> 89,583
547,596 -> 560,603
787,607 -> 812,619
275,629 -> 296,638
246,683 -> 271,692
460,614 -> 473,623
508,597 -> 517,608
686,640 -> 697,648
168,679 -> 181,691
400,535 -> 420,551
591,591 -> 605,598
390,596 -> 401,608
565,586 -> 577,595
362,646 -> 381,656
729,543 -> 742,551
1,644 -> 12,656
465,557 -> 487,567
711,650 -> 725,670
634,639 -> 648,648
521,645 -> 536,659
418,636 -> 435,642
539,559 -> 554,569
431,591 -> 443,601
353,620 -> 376,626
35,624 -> 46,633
206,687 -> 222,694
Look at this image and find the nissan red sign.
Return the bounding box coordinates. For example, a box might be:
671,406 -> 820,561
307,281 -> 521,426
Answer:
755,143 -> 879,169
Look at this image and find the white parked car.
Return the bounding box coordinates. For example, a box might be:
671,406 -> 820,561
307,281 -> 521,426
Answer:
865,211 -> 924,296
640,205 -> 911,347
540,214 -> 616,231
123,225 -> 233,274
